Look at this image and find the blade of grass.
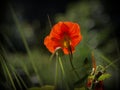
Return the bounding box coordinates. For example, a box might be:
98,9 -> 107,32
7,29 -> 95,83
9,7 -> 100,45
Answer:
17,72 -> 28,89
58,56 -> 65,76
10,5 -> 43,86
95,50 -> 116,68
10,65 -> 28,89
10,65 -> 23,89
2,60 -> 16,90
54,52 -> 58,86
104,57 -> 120,70
0,54 -> 9,82
47,14 -> 52,29
57,52 -> 69,90
1,42 -> 25,89
0,46 -> 16,89
49,52 -> 56,61
87,44 -> 116,68
20,61 -> 31,80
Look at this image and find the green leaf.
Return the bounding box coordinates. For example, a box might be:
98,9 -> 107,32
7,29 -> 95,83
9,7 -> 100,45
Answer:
88,75 -> 94,79
28,87 -> 41,90
28,85 -> 55,90
98,73 -> 111,81
74,87 -> 85,90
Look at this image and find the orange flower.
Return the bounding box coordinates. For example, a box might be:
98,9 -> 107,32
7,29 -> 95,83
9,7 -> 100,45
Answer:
44,21 -> 82,54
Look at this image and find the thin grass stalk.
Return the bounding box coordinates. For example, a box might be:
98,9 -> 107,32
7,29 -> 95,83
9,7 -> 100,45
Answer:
2,60 -> 16,90
96,50 -> 116,68
0,54 -> 9,82
10,65 -> 28,89
47,14 -> 52,29
10,6 -> 43,86
58,56 -> 65,76
10,65 -> 23,89
104,57 -> 120,70
54,52 -> 58,86
86,44 -> 116,68
57,52 -> 69,90
20,61 -> 31,80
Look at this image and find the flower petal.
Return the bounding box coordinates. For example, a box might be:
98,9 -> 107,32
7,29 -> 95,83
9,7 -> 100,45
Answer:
50,22 -> 63,39
63,46 -> 75,54
61,22 -> 69,33
71,34 -> 82,47
63,22 -> 80,34
44,36 -> 59,53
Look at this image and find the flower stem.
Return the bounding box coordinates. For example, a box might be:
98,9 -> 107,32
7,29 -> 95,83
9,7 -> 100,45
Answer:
69,56 -> 80,79
58,56 -> 65,76
68,45 -> 80,79
58,56 -> 69,90
55,51 -> 69,90
54,52 -> 58,86
68,47 -> 80,79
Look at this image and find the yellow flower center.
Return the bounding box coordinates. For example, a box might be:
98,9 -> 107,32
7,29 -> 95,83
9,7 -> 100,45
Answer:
63,41 -> 69,48
62,36 -> 71,48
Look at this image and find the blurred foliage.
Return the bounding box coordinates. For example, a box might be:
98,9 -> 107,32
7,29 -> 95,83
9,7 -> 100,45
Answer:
55,0 -> 119,67
54,0 -> 120,89
0,0 -> 120,90
28,85 -> 55,90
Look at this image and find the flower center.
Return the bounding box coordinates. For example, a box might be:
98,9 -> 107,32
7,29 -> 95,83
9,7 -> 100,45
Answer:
63,40 -> 69,48
62,36 -> 71,48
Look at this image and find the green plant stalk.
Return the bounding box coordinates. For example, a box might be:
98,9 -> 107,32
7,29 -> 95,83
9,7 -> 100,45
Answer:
10,6 -> 43,86
1,45 -> 27,89
10,65 -> 28,89
20,61 -> 31,80
104,57 -> 120,70
69,56 -> 80,79
54,52 -> 58,86
2,60 -> 16,90
86,44 -> 116,68
57,52 -> 69,90
58,56 -> 65,76
0,55 -> 9,82
0,49 -> 17,89
10,66 -> 23,89
17,73 -> 28,89
68,45 -> 80,79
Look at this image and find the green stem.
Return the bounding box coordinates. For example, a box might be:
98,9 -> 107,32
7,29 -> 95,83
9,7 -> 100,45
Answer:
11,66 -> 22,89
68,45 -> 80,79
54,52 -> 58,86
10,65 -> 28,89
2,60 -> 16,90
69,54 -> 80,79
58,52 -> 69,90
58,56 -> 65,76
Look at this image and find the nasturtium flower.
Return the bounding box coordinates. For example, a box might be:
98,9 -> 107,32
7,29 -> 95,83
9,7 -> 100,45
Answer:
44,21 -> 82,54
